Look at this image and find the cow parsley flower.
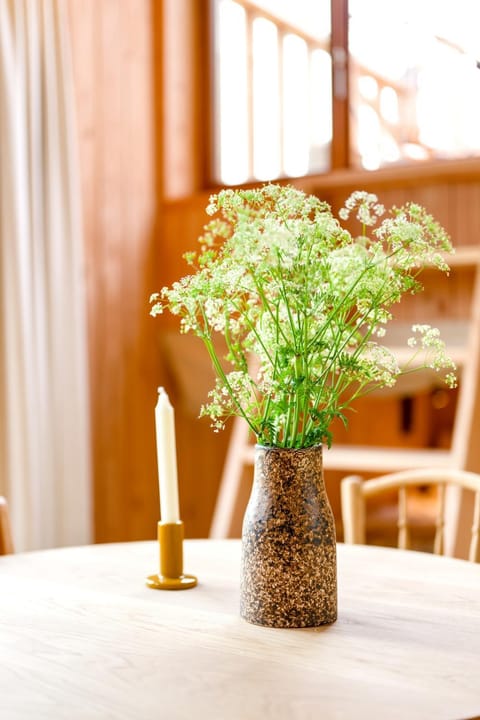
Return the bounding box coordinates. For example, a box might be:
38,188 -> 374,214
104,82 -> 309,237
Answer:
151,184 -> 457,448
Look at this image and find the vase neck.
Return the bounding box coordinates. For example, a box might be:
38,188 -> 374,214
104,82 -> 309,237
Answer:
253,445 -> 325,496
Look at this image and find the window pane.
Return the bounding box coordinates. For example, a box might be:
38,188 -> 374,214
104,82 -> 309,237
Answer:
283,34 -> 309,177
212,0 -> 331,185
253,18 -> 280,180
214,1 -> 249,185
310,49 -> 332,172
349,0 -> 480,169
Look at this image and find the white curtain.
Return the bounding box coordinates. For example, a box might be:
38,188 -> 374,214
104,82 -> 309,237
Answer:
0,0 -> 92,550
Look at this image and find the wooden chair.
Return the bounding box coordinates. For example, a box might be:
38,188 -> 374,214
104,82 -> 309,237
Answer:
0,496 -> 14,555
341,469 -> 480,562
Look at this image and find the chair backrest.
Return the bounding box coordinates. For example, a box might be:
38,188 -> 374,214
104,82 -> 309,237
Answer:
0,496 -> 14,555
341,469 -> 480,562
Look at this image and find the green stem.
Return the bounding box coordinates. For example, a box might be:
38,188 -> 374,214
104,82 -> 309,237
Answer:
199,306 -> 259,437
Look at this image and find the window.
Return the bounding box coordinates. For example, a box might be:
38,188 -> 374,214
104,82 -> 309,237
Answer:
349,0 -> 480,170
212,0 -> 332,184
213,0 -> 480,184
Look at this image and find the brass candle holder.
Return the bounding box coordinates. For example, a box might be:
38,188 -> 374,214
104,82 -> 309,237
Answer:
146,521 -> 197,590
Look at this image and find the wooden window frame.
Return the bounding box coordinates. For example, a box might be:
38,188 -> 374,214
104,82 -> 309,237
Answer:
204,0 -> 350,187
160,0 -> 351,196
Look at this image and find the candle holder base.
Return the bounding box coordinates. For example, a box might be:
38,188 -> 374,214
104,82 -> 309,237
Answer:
146,520 -> 198,591
146,573 -> 198,590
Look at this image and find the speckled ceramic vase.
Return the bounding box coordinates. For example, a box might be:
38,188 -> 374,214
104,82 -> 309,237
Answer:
240,444 -> 337,628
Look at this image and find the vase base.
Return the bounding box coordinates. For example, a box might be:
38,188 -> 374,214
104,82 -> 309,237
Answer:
241,613 -> 337,629
146,573 -> 198,590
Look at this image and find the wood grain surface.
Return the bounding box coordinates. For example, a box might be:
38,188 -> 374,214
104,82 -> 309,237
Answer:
1,541 -> 479,720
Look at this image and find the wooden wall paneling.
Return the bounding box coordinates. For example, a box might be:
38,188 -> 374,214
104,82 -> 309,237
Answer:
162,0 -> 210,198
69,0 -> 162,542
160,195 -> 235,537
330,0 -> 350,169
329,392 -> 433,449
162,195 -> 213,287
407,183 -> 454,236
453,182 -> 480,246
120,0 -> 164,541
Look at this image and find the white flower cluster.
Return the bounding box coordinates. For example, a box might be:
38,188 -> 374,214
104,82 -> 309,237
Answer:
358,343 -> 401,387
407,324 -> 457,387
151,184 -> 457,448
339,191 -> 385,226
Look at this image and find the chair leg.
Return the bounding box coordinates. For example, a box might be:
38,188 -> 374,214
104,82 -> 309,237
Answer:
341,476 -> 366,544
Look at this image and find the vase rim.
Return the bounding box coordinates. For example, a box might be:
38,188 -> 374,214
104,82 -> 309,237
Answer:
255,443 -> 323,452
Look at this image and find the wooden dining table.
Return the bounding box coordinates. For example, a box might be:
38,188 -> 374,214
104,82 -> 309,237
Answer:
1,539 -> 479,720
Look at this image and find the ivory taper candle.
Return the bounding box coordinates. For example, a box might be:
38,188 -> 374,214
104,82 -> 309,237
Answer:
155,387 -> 180,523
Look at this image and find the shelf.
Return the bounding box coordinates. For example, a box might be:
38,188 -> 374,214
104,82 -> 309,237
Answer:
323,445 -> 452,473
442,246 -> 480,267
238,443 -> 452,474
385,320 -> 469,368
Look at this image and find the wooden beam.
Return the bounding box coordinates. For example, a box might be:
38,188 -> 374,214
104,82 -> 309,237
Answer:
330,0 -> 349,169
